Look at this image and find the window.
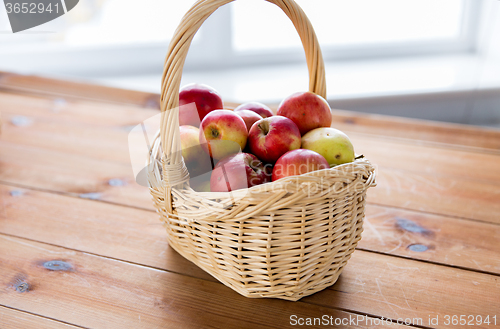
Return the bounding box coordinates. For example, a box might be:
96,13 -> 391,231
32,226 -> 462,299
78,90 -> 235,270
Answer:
0,0 -> 482,76
233,0 -> 469,51
0,0 -> 197,46
229,0 -> 478,64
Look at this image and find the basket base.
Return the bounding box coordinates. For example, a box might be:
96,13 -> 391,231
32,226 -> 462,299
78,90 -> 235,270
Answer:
166,232 -> 351,301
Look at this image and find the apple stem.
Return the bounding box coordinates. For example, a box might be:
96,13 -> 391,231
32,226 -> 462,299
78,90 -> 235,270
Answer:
258,121 -> 270,135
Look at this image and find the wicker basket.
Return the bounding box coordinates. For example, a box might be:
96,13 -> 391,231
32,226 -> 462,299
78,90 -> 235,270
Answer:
147,0 -> 376,301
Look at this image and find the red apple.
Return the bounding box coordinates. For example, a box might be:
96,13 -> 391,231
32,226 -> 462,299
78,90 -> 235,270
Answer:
276,91 -> 332,135
179,125 -> 213,177
179,83 -> 223,127
199,110 -> 248,160
235,109 -> 263,132
210,153 -> 270,192
272,149 -> 329,181
234,102 -> 274,118
248,116 -> 301,164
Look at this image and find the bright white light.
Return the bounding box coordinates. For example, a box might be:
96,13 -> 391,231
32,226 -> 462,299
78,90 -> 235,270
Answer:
65,0 -> 197,46
232,0 -> 464,51
0,0 -> 199,47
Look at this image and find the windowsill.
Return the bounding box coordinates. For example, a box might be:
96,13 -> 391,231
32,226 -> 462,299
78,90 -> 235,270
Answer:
81,53 -> 500,105
6,52 -> 498,127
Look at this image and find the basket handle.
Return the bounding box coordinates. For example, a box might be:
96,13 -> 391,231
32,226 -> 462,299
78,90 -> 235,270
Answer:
159,0 -> 326,189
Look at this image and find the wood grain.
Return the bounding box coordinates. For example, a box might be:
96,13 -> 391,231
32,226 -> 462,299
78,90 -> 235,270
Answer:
0,71 -> 160,109
0,235 -> 408,329
350,135 -> 500,183
330,109 -> 500,152
2,94 -> 500,183
1,75 -> 499,328
309,251 -> 500,329
1,183 -> 499,283
0,184 -> 212,282
0,306 -> 81,329
358,204 -> 500,275
0,91 -> 158,127
0,141 -> 151,208
370,168 -> 500,225
2,92 -> 500,224
1,71 -> 499,151
2,89 -> 500,225
0,107 -> 500,223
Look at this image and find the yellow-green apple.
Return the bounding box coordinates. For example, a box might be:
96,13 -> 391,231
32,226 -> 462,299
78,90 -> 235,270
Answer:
210,153 -> 271,192
235,109 -> 263,132
276,91 -> 332,135
199,110 -> 248,160
234,102 -> 274,118
189,172 -> 212,192
301,127 -> 355,166
248,116 -> 301,164
179,83 -> 223,127
272,149 -> 329,181
179,125 -> 213,177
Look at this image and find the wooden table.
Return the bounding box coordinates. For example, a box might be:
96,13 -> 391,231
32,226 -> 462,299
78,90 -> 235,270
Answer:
0,71 -> 499,329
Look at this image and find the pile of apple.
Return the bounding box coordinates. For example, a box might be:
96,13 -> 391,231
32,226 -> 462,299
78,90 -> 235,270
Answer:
177,83 -> 355,192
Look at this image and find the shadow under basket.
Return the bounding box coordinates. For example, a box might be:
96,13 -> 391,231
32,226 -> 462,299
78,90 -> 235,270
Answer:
147,0 -> 377,301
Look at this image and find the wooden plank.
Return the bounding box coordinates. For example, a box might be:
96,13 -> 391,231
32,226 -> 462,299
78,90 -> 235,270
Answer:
0,71 -> 160,108
0,184 -> 212,282
370,168 -> 500,225
330,109 -> 500,152
1,183 -> 499,282
0,141 -> 152,209
3,106 -> 500,225
260,102 -> 500,152
1,71 -> 500,151
0,306 -> 81,329
1,65 -> 498,329
1,113 -> 132,165
350,134 -> 500,183
310,251 -> 500,329
2,90 -> 500,225
0,90 -> 159,128
2,98 -> 500,184
358,204 -> 500,275
0,235 -> 408,329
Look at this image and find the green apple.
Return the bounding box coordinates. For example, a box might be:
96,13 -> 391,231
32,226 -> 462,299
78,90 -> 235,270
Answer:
301,127 -> 355,166
180,125 -> 213,177
189,172 -> 212,192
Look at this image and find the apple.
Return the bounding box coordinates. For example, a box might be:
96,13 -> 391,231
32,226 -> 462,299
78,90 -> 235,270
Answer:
179,83 -> 223,127
272,149 -> 329,181
199,110 -> 248,160
210,153 -> 270,192
248,116 -> 301,164
234,102 -> 274,118
301,127 -> 355,166
179,125 -> 213,177
190,172 -> 212,192
276,91 -> 332,135
235,109 -> 263,132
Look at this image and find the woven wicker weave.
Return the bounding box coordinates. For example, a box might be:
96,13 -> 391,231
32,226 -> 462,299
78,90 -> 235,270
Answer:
147,0 -> 376,301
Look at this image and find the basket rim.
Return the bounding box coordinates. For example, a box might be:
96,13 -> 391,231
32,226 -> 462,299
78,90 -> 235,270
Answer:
180,156 -> 376,198
150,155 -> 376,223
